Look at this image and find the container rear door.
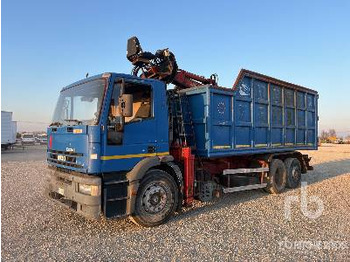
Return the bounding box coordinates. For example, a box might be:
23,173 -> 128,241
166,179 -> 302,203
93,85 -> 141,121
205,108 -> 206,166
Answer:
296,92 -> 317,146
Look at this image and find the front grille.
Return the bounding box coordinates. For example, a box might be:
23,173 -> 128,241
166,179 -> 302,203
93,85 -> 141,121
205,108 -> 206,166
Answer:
48,149 -> 84,169
48,149 -> 83,156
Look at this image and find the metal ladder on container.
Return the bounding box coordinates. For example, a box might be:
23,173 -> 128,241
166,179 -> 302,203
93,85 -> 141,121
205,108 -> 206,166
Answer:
167,90 -> 181,145
169,91 -> 197,150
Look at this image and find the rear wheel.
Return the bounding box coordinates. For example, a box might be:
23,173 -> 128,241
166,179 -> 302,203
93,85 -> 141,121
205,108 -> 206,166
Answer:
265,159 -> 287,194
130,169 -> 178,227
285,158 -> 302,188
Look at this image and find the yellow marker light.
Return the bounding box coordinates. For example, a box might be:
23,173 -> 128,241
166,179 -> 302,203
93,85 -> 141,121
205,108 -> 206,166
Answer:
73,129 -> 83,134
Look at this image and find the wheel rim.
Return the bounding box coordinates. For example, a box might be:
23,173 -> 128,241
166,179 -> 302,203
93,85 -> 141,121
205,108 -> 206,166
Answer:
142,182 -> 170,214
291,164 -> 301,181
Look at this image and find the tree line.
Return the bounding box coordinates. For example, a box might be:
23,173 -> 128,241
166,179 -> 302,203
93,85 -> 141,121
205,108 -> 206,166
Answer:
320,129 -> 350,143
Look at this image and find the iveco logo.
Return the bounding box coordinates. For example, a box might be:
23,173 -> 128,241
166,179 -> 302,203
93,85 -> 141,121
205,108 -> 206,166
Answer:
66,147 -> 75,152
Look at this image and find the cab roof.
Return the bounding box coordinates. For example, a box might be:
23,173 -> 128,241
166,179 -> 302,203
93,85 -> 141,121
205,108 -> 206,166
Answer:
60,72 -> 164,92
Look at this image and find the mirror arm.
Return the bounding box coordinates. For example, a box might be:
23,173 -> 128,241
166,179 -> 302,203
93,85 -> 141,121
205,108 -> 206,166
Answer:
113,78 -> 126,131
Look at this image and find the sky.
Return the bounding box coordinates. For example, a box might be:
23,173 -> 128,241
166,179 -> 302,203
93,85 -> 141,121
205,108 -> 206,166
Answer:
2,0 -> 350,135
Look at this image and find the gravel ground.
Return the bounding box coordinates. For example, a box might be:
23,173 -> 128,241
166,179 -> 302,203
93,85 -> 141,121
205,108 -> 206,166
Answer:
1,144 -> 350,261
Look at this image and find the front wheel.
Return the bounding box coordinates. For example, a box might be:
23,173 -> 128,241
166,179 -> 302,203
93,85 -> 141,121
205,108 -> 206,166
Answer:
130,169 -> 178,227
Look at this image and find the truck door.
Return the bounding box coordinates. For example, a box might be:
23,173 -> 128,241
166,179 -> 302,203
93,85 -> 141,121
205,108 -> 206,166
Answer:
101,79 -> 158,172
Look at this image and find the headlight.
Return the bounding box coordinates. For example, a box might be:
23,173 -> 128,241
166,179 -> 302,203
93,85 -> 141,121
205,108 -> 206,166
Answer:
78,184 -> 100,196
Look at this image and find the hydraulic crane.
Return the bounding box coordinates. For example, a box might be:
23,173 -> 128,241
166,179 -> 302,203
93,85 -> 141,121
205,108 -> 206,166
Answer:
126,36 -> 218,89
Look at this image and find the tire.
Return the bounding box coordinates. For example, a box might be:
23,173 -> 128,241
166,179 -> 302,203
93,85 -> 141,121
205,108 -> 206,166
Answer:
265,159 -> 287,194
284,158 -> 301,188
130,169 -> 179,227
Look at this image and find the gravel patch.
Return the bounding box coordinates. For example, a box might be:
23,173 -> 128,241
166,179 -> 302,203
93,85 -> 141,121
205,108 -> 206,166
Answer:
1,144 -> 350,261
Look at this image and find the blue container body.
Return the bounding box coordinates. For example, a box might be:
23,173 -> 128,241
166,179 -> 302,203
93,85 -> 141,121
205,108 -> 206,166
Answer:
183,71 -> 318,158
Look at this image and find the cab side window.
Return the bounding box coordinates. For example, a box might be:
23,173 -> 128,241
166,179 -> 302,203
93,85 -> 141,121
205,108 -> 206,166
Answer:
107,81 -> 152,145
124,83 -> 152,123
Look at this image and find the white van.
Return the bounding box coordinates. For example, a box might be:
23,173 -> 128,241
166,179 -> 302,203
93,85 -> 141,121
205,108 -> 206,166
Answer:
21,133 -> 36,145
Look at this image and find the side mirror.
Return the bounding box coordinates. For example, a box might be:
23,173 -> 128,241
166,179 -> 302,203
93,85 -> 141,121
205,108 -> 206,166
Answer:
118,94 -> 133,117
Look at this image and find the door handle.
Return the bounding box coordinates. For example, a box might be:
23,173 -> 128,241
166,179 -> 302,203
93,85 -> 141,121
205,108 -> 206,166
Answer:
147,146 -> 156,153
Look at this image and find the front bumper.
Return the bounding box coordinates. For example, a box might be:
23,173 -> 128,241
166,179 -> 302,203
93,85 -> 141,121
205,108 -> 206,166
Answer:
46,168 -> 102,219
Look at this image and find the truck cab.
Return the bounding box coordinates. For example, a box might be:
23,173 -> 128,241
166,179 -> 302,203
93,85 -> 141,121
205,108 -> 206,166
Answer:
47,73 -> 177,226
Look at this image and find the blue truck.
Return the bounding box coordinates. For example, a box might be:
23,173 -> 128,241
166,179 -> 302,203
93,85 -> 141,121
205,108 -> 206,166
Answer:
46,37 -> 318,227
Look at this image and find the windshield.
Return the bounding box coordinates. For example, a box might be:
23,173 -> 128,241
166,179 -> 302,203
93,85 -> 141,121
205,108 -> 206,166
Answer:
52,78 -> 106,126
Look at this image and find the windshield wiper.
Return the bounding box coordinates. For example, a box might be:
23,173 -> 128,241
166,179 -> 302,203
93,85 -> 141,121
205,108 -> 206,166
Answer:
49,122 -> 62,127
64,119 -> 83,125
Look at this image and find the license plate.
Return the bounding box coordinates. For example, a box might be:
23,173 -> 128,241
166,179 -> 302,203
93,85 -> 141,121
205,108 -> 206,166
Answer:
57,155 -> 66,161
58,187 -> 64,195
